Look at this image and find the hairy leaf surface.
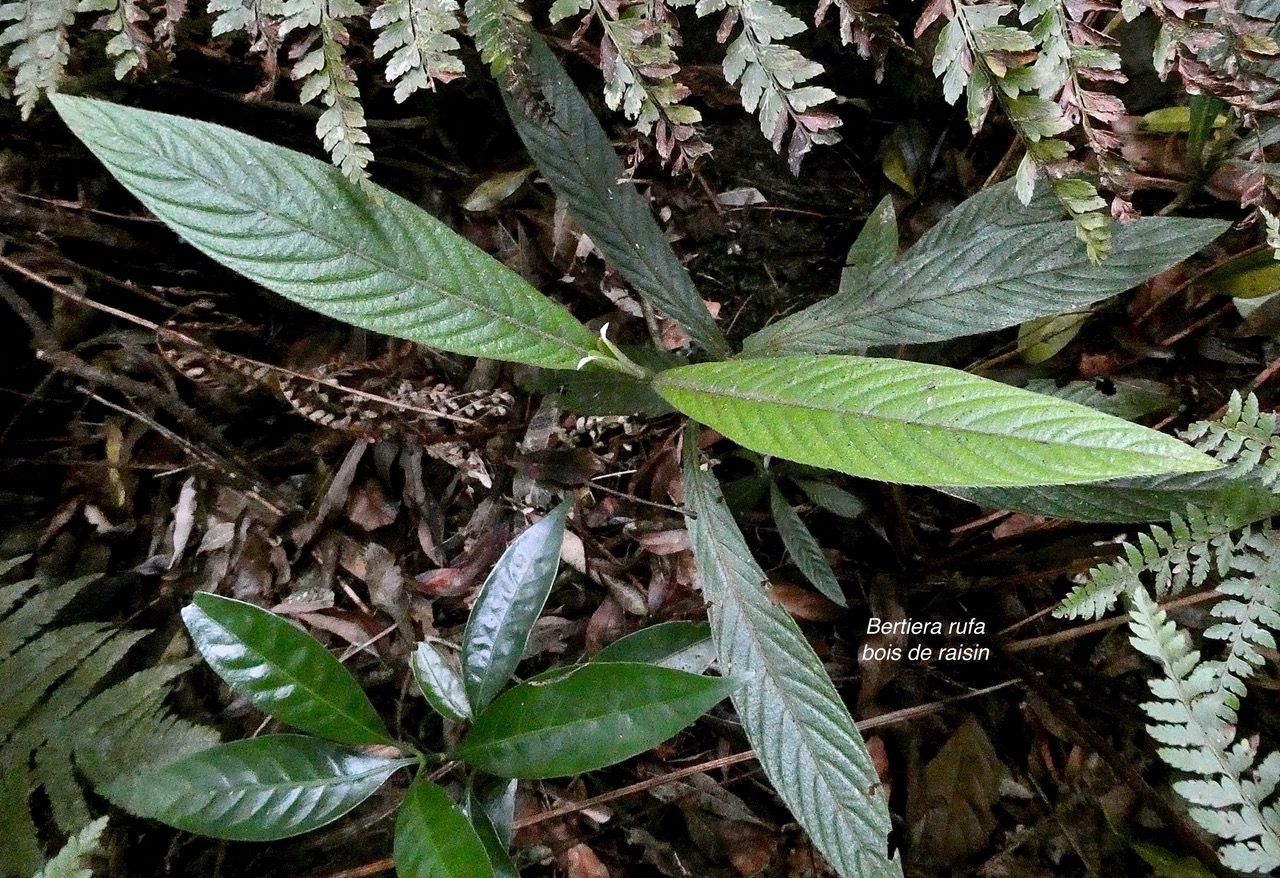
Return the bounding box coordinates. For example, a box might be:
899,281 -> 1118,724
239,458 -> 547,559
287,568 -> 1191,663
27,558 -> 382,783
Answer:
503,40 -> 729,358
743,181 -> 1227,355
461,500 -> 569,711
105,736 -> 411,842
183,593 -> 391,745
51,95 -> 598,370
394,776 -> 494,878
683,434 -> 901,878
656,356 -> 1217,487
459,662 -> 731,778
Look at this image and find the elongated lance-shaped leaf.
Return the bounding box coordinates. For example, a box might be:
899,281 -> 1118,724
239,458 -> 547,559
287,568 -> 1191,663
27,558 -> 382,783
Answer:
103,735 -> 413,842
458,662 -> 732,778
594,620 -> 715,674
461,500 -> 570,710
412,642 -> 471,723
769,481 -> 847,606
743,180 -> 1228,356
50,95 -> 599,370
503,39 -> 730,359
465,778 -> 520,878
682,432 -> 901,878
655,356 -> 1218,487
844,196 -> 898,276
183,593 -> 392,745
394,776 -> 494,878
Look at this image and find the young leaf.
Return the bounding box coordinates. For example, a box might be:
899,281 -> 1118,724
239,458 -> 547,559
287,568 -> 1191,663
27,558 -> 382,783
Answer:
104,735 -> 412,842
769,482 -> 847,606
50,95 -> 599,371
412,642 -> 471,723
503,39 -> 730,359
793,479 -> 866,519
458,662 -> 732,778
594,620 -> 715,674
394,776 -> 494,878
655,356 -> 1218,487
844,196 -> 898,276
182,593 -> 391,745
461,500 -> 570,711
742,180 -> 1228,355
683,433 -> 901,878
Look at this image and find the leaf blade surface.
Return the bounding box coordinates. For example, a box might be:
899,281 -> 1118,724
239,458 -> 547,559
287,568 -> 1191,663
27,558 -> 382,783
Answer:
394,776 -> 494,878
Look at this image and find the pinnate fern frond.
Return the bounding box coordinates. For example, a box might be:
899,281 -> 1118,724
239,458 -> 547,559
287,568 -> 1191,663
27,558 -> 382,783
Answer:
208,0 -> 283,47
1184,391 -> 1280,491
464,0 -> 531,80
1205,529 -> 1280,700
0,0 -> 77,118
370,0 -> 464,102
1056,506 -> 1240,621
32,816 -> 107,878
77,0 -> 150,79
697,0 -> 840,174
281,0 -> 374,184
0,565 -> 217,878
1128,586 -> 1280,874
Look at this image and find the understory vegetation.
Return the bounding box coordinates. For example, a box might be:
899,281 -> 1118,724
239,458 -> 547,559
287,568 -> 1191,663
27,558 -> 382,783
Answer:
1,1 -> 1279,877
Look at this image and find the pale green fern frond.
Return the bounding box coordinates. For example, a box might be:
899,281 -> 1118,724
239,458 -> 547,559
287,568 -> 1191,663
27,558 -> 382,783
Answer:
76,0 -> 150,79
1128,586 -> 1280,874
0,0 -> 77,118
280,0 -> 374,184
1205,529 -> 1280,699
370,0 -> 465,102
32,816 -> 107,878
0,565 -> 217,878
208,0 -> 284,48
464,0 -> 531,80
1184,391 -> 1280,491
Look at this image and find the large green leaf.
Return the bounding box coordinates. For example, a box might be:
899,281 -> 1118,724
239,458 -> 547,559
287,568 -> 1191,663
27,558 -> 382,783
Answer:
182,593 -> 391,745
770,482 -> 847,606
683,434 -> 901,878
104,735 -> 412,842
593,621 -> 715,674
394,776 -> 494,878
461,500 -> 570,711
655,356 -> 1218,487
50,95 -> 599,370
503,39 -> 730,359
458,662 -> 732,778
743,181 -> 1228,355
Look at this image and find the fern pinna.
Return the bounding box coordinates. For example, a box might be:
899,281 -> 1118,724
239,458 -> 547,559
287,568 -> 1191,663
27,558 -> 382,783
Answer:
1056,394 -> 1280,873
0,556 -> 217,878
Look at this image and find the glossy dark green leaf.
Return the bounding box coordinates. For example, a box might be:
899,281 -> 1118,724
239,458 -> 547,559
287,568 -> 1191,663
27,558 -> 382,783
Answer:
459,662 -> 732,778
655,356 -> 1218,487
461,501 -> 570,710
104,735 -> 411,842
465,779 -> 519,878
504,39 -> 730,359
844,196 -> 898,275
683,432 -> 901,878
182,593 -> 391,745
594,621 -> 715,674
51,96 -> 599,371
412,643 -> 471,723
769,482 -> 847,607
394,776 -> 494,878
743,180 -> 1227,355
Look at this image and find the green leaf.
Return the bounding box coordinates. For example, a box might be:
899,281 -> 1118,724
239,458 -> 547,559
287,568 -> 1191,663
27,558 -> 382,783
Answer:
461,500 -> 570,711
742,180 -> 1228,355
464,779 -> 519,878
594,621 -> 715,673
793,479 -> 866,519
503,39 -> 730,359
50,95 -> 598,371
520,348 -> 681,417
412,643 -> 471,723
683,433 -> 901,878
654,356 -> 1219,487
948,469 -> 1280,524
1023,379 -> 1174,420
394,776 -> 494,878
104,735 -> 411,842
844,196 -> 898,276
182,593 -> 391,745
769,482 -> 847,606
458,662 -> 732,778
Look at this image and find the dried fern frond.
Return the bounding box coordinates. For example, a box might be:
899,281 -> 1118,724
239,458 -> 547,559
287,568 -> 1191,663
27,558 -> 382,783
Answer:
1128,586 -> 1280,874
0,0 -> 78,118
0,564 -> 217,878
370,0 -> 465,102
814,0 -> 907,83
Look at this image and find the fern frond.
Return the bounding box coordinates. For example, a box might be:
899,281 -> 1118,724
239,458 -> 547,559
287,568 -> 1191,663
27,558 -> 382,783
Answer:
1184,391 -> 1280,491
696,0 -> 840,174
1055,508 -> 1240,620
77,0 -> 151,79
464,0 -> 530,79
0,565 -> 217,877
1128,586 -> 1280,874
281,0 -> 374,184
0,0 -> 77,118
813,0 -> 906,83
32,816 -> 107,878
1205,528 -> 1280,699
208,0 -> 284,47
370,0 -> 464,102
